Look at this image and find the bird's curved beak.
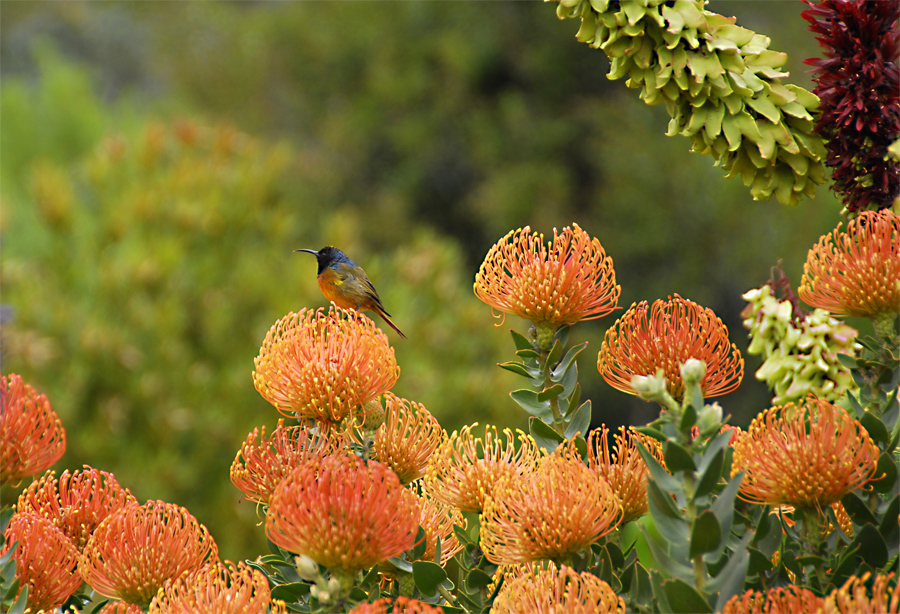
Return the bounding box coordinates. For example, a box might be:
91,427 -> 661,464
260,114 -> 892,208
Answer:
295,249 -> 318,255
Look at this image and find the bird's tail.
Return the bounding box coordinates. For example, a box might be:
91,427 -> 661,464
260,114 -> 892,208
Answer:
372,306 -> 407,339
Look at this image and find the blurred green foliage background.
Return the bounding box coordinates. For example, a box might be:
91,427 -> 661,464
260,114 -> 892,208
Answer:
1,1 -> 844,561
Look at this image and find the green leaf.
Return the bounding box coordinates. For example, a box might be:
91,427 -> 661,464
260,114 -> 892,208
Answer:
841,491 -> 877,526
510,329 -> 533,352
689,511 -> 722,558
662,578 -> 712,614
465,569 -> 492,591
709,533 -> 751,610
271,583 -> 311,602
7,584 -> 27,614
859,412 -> 890,445
640,525 -> 695,581
497,361 -> 541,380
679,403 -> 697,432
849,524 -> 888,568
837,353 -> 859,369
547,338 -> 565,367
413,561 -> 448,597
516,348 -> 540,359
871,452 -> 899,493
537,384 -> 565,402
635,439 -> 682,494
747,546 -> 773,575
693,448 -> 724,499
553,324 -> 571,347
452,524 -> 472,546
387,557 -> 413,573
529,417 -> 564,454
410,526 -> 427,560
564,401 -> 592,439
663,441 -> 696,473
550,341 -> 589,381
510,389 -> 552,421
647,478 -> 683,520
878,495 -> 899,548
828,544 -> 861,587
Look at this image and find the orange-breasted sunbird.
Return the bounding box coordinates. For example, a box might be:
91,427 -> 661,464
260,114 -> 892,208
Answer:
296,246 -> 406,338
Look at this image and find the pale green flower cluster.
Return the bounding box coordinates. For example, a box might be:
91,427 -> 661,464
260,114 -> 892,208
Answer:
552,0 -> 827,205
742,284 -> 859,403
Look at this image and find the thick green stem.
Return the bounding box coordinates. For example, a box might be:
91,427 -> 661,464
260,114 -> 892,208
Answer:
682,472 -> 706,595
798,507 -> 827,588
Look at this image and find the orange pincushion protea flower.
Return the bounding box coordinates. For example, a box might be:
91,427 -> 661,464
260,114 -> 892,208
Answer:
732,397 -> 879,509
15,465 -> 136,551
1,512 -> 82,611
491,561 -> 625,614
799,210 -> 900,318
266,454 -> 420,573
414,493 -> 466,566
720,586 -> 825,614
80,500 -> 219,606
230,419 -> 337,505
474,224 -> 620,329
253,307 -> 400,424
1,373 -> 66,485
480,445 -> 622,565
824,572 -> 899,613
97,601 -> 146,614
587,426 -> 665,525
148,560 -> 287,614
349,597 -> 445,614
424,424 -> 542,513
598,295 -> 744,401
371,393 -> 444,485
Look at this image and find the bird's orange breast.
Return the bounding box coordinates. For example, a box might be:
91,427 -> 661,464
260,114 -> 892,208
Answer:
317,267 -> 361,310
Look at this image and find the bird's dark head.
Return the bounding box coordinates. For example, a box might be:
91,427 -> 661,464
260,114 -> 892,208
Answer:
295,246 -> 354,274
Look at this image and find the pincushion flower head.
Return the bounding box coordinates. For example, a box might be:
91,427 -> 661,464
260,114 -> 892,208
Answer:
1,512 -> 83,611
349,597 -> 445,614
491,561 -> 625,614
1,373 -> 66,485
720,586 -> 825,614
15,465 -> 136,551
799,210 -> 900,321
371,392 -> 445,484
265,454 -> 420,573
148,560 -> 287,614
413,492 -> 465,566
253,307 -> 400,424
588,425 -> 665,524
824,572 -> 899,614
598,295 -> 744,402
80,500 -> 219,606
480,444 -> 622,565
230,419 -> 337,505
732,396 -> 879,509
424,424 -> 542,513
474,224 -> 620,334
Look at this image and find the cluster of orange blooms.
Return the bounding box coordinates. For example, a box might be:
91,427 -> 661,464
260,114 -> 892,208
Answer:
1,211 -> 898,613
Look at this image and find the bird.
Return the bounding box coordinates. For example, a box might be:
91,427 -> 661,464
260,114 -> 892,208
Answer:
296,246 -> 406,338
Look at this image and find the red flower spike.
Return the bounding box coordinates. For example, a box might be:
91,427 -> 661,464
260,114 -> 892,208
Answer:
0,373 -> 66,485
148,560 -> 287,614
474,224 -> 620,328
1,512 -> 82,611
80,500 -> 219,606
253,307 -> 399,424
802,0 -> 899,212
799,210 -> 900,319
481,444 -> 622,565
230,419 -> 337,505
598,295 -> 744,401
732,396 -> 879,509
492,561 -> 625,613
15,465 -> 136,551
720,586 -> 825,614
266,454 -> 420,573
